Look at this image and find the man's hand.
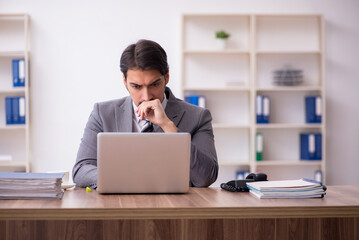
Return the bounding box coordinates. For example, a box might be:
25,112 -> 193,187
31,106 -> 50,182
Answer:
136,99 -> 177,133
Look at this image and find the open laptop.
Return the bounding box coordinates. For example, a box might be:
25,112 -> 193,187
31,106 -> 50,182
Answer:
97,132 -> 191,194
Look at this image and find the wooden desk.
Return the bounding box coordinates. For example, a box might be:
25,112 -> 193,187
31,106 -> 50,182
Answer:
1,186 -> 359,240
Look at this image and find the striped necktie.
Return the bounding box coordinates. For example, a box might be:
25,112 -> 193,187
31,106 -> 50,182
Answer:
141,121 -> 154,132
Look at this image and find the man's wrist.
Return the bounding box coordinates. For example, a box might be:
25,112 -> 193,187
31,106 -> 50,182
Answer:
161,119 -> 178,133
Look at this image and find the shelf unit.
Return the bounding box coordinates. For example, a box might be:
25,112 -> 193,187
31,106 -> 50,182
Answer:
0,14 -> 31,172
181,14 -> 325,186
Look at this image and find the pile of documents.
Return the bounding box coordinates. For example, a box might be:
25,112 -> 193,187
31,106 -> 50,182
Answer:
246,178 -> 326,199
0,172 -> 64,199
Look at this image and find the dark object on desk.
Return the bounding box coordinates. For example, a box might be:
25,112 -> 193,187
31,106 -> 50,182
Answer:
221,173 -> 267,192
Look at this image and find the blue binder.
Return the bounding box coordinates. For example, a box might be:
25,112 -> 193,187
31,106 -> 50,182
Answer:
236,170 -> 250,180
12,97 -> 20,124
305,96 -> 322,123
300,133 -> 322,160
315,133 -> 322,160
185,95 -> 206,108
12,59 -> 25,87
185,95 -> 198,106
5,97 -> 13,124
18,97 -> 26,124
256,95 -> 270,124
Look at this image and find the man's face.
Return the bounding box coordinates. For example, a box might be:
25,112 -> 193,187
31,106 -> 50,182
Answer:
124,69 -> 169,106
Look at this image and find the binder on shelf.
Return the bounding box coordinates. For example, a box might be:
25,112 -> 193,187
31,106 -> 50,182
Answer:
12,97 -> 19,124
300,133 -> 321,160
314,170 -> 323,184
236,170 -> 250,180
185,94 -> 206,108
5,97 -> 12,124
305,96 -> 322,123
256,132 -> 263,161
315,133 -> 322,160
18,97 -> 26,124
12,59 -> 25,87
256,95 -> 270,124
5,96 -> 26,125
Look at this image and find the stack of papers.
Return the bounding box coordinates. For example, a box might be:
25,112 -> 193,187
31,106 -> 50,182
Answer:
0,172 -> 64,199
246,178 -> 326,199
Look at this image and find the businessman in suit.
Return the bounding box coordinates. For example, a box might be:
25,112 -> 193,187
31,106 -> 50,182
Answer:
73,39 -> 218,188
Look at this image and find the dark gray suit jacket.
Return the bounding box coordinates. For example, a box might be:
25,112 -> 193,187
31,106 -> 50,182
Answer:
72,87 -> 218,188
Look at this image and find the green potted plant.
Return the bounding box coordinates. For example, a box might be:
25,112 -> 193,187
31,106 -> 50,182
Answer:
215,30 -> 230,49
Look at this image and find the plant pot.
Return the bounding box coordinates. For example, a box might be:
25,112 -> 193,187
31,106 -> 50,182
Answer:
216,38 -> 227,50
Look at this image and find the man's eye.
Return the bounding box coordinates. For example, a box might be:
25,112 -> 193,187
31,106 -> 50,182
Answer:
132,85 -> 141,89
151,82 -> 161,87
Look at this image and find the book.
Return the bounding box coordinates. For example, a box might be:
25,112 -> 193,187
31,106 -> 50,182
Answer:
247,178 -> 326,199
0,172 -> 64,199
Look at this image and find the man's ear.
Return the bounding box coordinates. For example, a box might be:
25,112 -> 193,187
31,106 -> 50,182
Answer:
123,74 -> 128,90
165,71 -> 169,85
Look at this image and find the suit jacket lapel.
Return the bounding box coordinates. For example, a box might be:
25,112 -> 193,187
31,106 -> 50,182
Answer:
115,96 -> 133,132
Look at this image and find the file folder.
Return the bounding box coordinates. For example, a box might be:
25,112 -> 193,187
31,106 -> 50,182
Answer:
315,133 -> 322,160
256,132 -> 263,161
256,96 -> 263,123
300,133 -> 321,160
5,96 -> 26,125
256,95 -> 270,124
12,59 -> 25,87
19,97 -> 26,124
12,97 -> 20,124
305,96 -> 322,123
5,97 -> 12,124
185,95 -> 206,108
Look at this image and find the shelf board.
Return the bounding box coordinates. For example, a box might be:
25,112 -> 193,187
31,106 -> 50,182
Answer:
0,51 -> 26,57
0,88 -> 26,94
184,50 -> 250,55
256,86 -> 322,92
0,125 -> 26,130
256,51 -> 321,55
219,161 -> 250,166
255,160 -> 322,166
0,14 -> 28,20
213,123 -> 250,129
184,87 -> 250,92
256,123 -> 322,129
0,161 -> 27,167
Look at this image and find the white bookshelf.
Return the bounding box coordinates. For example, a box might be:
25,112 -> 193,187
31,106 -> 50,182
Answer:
181,14 -> 325,186
0,14 -> 31,172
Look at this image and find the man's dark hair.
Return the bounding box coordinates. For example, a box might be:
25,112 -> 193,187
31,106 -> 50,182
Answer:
120,39 -> 169,79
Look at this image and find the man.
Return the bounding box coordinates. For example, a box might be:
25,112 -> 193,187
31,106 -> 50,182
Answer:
72,39 -> 218,188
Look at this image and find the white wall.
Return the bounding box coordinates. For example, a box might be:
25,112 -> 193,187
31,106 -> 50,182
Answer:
1,0 -> 358,185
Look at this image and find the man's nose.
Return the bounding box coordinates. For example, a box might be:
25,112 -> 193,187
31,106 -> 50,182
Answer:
142,88 -> 152,101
